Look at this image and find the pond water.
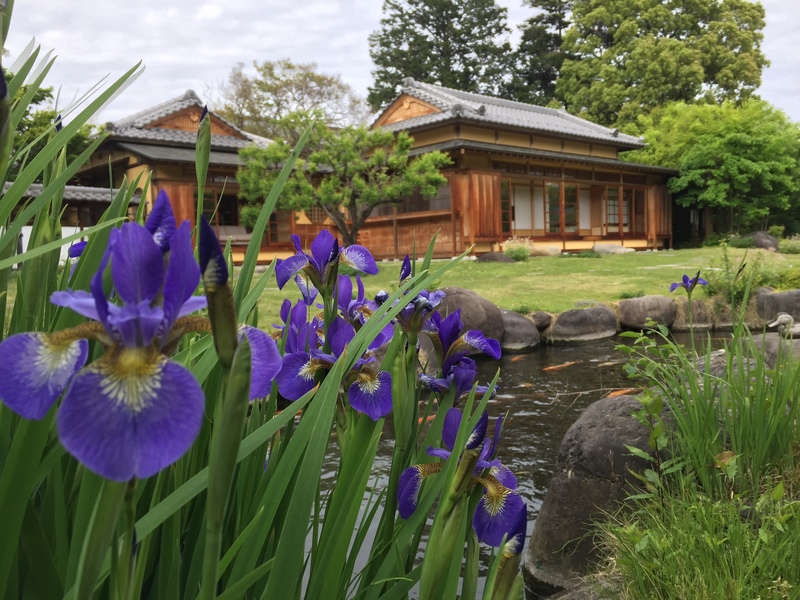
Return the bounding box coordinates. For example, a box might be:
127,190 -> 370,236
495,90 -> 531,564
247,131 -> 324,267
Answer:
318,331 -> 729,594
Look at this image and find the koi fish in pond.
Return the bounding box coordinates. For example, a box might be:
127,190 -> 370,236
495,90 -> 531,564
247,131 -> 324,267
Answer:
542,360 -> 582,372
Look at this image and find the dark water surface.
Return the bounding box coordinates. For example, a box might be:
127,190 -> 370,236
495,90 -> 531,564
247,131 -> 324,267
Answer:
318,332 -> 727,593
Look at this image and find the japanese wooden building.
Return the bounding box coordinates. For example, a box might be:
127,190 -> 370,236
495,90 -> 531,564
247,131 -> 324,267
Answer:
360,78 -> 677,257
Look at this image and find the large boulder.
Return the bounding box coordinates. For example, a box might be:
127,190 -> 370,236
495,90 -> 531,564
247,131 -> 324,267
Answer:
618,295 -> 677,330
500,309 -> 540,353
747,231 -> 779,252
545,305 -> 618,342
436,287 -> 504,343
523,395 -> 656,598
756,289 -> 800,323
670,297 -> 715,331
476,251 -> 517,263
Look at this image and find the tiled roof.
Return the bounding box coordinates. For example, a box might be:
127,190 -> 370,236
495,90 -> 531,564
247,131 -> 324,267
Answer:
116,142 -> 245,166
379,78 -> 644,149
3,182 -> 141,203
106,90 -> 270,149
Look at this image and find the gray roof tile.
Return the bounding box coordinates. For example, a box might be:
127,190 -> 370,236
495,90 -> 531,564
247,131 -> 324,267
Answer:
4,182 -> 141,203
380,79 -> 644,149
106,90 -> 271,149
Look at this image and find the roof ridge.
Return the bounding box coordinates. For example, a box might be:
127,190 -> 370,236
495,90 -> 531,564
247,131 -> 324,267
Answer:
109,90 -> 202,130
398,78 -> 642,144
403,78 -> 485,115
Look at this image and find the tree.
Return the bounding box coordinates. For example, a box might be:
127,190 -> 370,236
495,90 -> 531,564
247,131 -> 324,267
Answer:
238,124 -> 452,246
556,0 -> 768,129
504,0 -> 572,106
626,100 -> 800,233
215,59 -> 370,140
368,0 -> 513,111
6,76 -> 94,180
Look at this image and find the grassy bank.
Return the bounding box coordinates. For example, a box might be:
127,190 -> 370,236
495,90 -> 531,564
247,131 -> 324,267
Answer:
252,246 -> 793,327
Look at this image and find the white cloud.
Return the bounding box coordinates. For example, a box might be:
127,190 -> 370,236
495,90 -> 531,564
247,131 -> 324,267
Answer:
3,0 -> 797,125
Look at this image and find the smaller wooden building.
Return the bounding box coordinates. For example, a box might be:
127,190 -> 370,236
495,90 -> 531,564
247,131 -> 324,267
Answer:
75,91 -> 291,261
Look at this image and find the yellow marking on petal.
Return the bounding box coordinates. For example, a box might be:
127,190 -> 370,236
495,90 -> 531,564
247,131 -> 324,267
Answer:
475,475 -> 513,517
356,372 -> 382,394
299,359 -> 322,382
32,335 -> 84,383
96,346 -> 164,413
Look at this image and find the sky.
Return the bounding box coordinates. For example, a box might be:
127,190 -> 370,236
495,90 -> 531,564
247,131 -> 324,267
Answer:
5,0 -> 799,125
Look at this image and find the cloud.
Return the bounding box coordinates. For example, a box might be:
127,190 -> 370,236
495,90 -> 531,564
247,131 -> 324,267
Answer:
3,0 -> 798,124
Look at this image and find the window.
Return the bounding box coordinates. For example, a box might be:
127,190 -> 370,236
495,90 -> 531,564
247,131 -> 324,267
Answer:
607,186 -> 619,233
564,185 -> 578,233
546,183 -> 560,234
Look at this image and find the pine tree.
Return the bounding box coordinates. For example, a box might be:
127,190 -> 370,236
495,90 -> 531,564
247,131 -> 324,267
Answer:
368,0 -> 513,111
504,0 -> 572,106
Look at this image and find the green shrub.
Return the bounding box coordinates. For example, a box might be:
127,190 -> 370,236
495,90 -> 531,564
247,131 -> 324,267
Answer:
728,235 -> 755,248
239,203 -> 262,230
778,237 -> 800,254
704,245 -> 779,306
701,232 -> 728,247
768,224 -> 786,239
512,304 -> 534,315
619,290 -> 645,299
778,267 -> 800,290
502,237 -> 532,261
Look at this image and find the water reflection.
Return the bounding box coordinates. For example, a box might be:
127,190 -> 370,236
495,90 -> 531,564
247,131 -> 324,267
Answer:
317,330 -> 729,594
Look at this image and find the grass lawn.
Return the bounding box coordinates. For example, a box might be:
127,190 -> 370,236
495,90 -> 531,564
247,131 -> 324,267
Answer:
252,246 -> 796,327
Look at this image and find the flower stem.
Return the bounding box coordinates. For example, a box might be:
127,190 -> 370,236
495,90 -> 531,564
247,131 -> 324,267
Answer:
198,339 -> 252,600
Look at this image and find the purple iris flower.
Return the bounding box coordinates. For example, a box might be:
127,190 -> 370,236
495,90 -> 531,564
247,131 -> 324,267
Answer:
68,240 -> 87,258
0,218 -> 206,481
669,271 -> 708,294
500,503 -> 527,558
424,310 -> 501,376
374,256 -> 444,335
275,230 -> 377,292
336,274 -> 377,327
274,299 -> 323,354
397,408 -> 525,547
275,315 -> 393,421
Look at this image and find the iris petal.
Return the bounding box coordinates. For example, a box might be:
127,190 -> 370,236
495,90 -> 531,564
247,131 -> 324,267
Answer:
442,407 -> 462,451
51,290 -> 101,321
340,244 -> 378,275
472,484 -> 525,547
57,352 -> 204,481
400,255 -> 411,282
163,221 -> 201,327
502,504 -> 528,557
112,224 -> 164,306
145,190 -> 177,252
275,254 -> 310,289
397,466 -> 425,519
310,229 -> 336,273
276,352 -> 318,400
0,333 -> 87,420
239,325 -> 281,400
197,217 -> 228,289
348,370 -> 392,421
466,411 -> 488,450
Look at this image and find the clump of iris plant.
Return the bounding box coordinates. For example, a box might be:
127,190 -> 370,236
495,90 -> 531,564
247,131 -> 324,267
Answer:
0,191 -> 279,481
419,309 -> 501,401
397,408 -> 525,546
